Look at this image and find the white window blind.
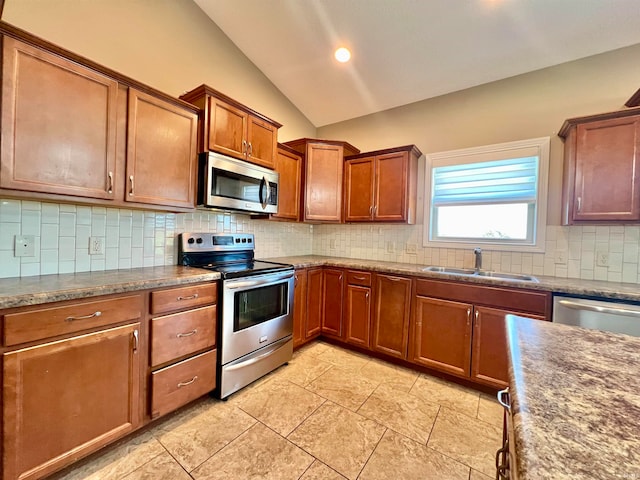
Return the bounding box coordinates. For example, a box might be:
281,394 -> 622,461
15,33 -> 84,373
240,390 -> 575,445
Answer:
431,156 -> 539,206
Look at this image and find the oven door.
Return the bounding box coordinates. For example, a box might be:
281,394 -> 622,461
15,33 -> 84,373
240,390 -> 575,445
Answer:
220,269 -> 294,365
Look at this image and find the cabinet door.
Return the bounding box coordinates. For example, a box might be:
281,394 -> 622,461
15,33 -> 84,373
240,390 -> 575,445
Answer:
126,89 -> 197,208
322,269 -> 344,337
344,284 -> 371,348
247,115 -> 278,169
471,306 -> 544,388
374,151 -> 409,222
305,143 -> 344,222
573,117 -> 640,221
208,96 -> 248,160
3,323 -> 140,480
411,296 -> 472,377
1,37 -> 117,199
272,147 -> 302,221
372,274 -> 411,359
344,156 -> 374,221
293,269 -> 308,347
306,268 -> 323,338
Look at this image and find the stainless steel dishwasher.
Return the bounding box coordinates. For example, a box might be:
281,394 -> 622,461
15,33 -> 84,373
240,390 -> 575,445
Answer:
553,295 -> 640,337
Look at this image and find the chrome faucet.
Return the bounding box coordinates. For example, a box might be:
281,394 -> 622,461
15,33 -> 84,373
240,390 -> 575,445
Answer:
473,247 -> 482,272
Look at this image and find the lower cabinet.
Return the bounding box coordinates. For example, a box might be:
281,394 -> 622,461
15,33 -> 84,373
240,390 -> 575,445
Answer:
306,268 -> 323,338
2,323 -> 141,480
344,270 -> 373,348
322,268 -> 344,338
371,274 -> 412,359
292,268 -> 308,347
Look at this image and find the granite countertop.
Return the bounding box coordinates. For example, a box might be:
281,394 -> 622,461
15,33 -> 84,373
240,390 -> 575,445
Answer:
506,316 -> 640,480
0,266 -> 219,309
267,255 -> 640,302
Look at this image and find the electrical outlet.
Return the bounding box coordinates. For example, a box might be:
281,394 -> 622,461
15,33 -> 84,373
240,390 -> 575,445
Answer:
596,251 -> 609,267
555,250 -> 567,264
329,239 -> 336,250
405,243 -> 417,254
89,237 -> 105,255
14,235 -> 36,257
386,241 -> 396,253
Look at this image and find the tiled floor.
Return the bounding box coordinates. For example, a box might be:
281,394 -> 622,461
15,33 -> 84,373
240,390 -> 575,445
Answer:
52,341 -> 504,480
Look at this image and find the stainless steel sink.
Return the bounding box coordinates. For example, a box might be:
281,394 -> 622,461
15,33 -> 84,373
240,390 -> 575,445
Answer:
422,266 -> 538,283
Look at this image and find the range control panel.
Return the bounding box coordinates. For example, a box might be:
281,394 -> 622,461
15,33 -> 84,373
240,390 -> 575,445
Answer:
179,232 -> 254,253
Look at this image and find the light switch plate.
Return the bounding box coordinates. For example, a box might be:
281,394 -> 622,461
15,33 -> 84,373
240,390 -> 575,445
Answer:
15,235 -> 36,257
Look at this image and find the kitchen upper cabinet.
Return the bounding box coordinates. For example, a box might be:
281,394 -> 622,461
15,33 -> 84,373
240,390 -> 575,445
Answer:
126,89 -> 198,209
3,323 -> 140,480
560,108 -> 640,224
344,271 -> 372,348
0,36 -> 118,200
293,268 -> 309,347
284,138 -> 360,223
180,85 -> 281,169
306,268 -> 324,338
411,278 -> 550,388
344,145 -> 421,224
322,268 -> 344,338
371,274 -> 412,359
272,144 -> 303,221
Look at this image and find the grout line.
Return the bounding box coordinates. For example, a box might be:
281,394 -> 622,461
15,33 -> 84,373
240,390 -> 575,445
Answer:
355,427 -> 388,479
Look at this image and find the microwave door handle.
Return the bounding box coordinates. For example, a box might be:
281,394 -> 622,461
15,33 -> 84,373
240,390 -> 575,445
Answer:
259,176 -> 269,208
265,179 -> 271,204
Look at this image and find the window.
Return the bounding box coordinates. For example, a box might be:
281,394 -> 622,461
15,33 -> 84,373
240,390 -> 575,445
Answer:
424,137 -> 550,252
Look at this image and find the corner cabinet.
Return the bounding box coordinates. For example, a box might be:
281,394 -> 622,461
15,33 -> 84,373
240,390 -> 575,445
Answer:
0,36 -> 118,200
126,89 -> 198,209
559,108 -> 640,224
344,145 -> 421,223
284,139 -> 360,223
180,84 -> 281,169
1,294 -> 143,480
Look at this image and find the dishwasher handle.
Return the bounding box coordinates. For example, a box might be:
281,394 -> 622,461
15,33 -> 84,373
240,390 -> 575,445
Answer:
557,299 -> 640,318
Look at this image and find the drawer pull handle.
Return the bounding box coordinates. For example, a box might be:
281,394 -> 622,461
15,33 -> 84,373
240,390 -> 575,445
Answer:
177,376 -> 198,388
176,329 -> 198,338
177,293 -> 199,301
354,275 -> 366,280
65,311 -> 102,322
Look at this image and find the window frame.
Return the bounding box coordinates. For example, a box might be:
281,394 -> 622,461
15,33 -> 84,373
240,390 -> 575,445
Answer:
423,137 -> 550,253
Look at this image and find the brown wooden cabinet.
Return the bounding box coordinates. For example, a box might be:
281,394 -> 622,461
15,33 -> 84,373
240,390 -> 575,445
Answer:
410,278 -> 550,388
126,89 -> 198,209
306,268 -> 324,338
272,144 -> 303,221
148,283 -> 217,418
293,268 -> 308,347
180,85 -> 281,169
371,274 -> 412,359
284,139 -> 360,222
344,145 -> 421,224
0,36 -> 118,200
322,268 -> 344,338
560,108 -> 640,224
2,319 -> 141,480
344,270 -> 372,348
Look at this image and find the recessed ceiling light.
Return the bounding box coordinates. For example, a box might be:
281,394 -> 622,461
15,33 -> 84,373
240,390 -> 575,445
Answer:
334,47 -> 351,63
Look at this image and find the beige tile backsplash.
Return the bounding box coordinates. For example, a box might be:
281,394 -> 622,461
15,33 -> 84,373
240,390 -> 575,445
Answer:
2,197 -> 640,284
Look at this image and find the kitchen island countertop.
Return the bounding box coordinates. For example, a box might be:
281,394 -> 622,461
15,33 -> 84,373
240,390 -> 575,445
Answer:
506,316 -> 640,480
0,266 -> 220,309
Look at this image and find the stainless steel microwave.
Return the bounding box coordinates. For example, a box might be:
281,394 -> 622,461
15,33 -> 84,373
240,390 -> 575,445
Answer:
197,152 -> 279,215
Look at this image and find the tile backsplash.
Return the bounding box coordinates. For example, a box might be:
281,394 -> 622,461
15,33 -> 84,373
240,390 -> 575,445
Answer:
0,198 -> 313,279
2,197 -> 640,284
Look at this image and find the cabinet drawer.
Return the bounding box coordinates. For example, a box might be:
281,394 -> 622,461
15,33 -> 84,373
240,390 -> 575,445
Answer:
150,305 -> 217,367
3,294 -> 143,346
346,270 -> 372,287
150,283 -> 217,315
150,349 -> 217,418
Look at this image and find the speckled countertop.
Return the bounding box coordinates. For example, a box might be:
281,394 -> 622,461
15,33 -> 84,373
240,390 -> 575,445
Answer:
505,316 -> 640,480
0,266 -> 220,309
267,255 -> 640,302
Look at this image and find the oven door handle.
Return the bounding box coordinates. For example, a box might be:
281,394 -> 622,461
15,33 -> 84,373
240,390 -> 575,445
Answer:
224,337 -> 291,372
226,271 -> 294,290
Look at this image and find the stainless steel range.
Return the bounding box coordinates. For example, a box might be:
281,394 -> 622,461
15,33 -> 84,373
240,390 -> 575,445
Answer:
178,232 -> 294,399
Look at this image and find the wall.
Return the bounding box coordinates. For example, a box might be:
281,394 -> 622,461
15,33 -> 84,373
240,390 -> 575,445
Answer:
1,0 -> 316,142
0,198 -> 313,279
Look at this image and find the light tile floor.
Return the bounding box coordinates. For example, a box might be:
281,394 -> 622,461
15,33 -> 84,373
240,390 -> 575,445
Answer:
51,341 -> 504,480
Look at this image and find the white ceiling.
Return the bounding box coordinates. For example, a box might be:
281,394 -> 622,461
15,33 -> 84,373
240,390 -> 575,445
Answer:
194,0 -> 640,127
